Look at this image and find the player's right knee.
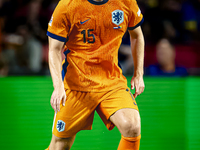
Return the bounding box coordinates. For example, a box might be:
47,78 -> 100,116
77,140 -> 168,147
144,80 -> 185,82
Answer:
50,134 -> 75,150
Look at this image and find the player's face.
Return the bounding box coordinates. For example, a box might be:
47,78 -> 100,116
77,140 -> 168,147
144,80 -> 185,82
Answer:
156,40 -> 175,66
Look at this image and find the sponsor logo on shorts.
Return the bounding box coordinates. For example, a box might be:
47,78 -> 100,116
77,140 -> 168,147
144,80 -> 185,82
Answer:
56,120 -> 65,132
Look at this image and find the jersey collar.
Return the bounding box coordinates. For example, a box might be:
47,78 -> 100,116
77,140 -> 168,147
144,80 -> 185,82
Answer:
87,0 -> 108,5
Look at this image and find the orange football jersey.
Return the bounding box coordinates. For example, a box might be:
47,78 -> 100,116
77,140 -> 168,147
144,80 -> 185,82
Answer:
47,0 -> 143,92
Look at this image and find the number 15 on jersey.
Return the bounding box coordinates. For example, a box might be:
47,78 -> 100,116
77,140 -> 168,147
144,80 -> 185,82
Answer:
81,29 -> 95,43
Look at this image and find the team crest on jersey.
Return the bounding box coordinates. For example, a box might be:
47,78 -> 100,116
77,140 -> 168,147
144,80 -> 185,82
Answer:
56,120 -> 65,132
112,10 -> 124,26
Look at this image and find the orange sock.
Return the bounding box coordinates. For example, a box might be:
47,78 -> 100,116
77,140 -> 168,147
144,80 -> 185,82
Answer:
117,135 -> 141,150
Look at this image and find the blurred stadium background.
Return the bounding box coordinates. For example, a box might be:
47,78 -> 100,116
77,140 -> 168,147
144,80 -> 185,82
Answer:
0,0 -> 200,150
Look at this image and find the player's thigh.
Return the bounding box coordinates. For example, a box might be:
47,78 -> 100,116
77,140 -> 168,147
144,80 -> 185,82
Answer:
96,88 -> 139,131
50,134 -> 76,150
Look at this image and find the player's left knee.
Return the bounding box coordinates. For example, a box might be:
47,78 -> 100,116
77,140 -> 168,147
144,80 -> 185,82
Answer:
120,114 -> 141,137
127,119 -> 140,137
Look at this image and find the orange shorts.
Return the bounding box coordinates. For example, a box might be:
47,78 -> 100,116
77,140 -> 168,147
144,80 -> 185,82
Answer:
52,87 -> 139,138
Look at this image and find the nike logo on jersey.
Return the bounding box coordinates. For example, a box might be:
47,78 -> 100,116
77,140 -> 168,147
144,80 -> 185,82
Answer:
80,19 -> 90,24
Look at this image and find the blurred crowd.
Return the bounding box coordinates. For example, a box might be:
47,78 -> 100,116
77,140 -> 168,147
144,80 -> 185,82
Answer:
0,0 -> 200,76
0,0 -> 59,76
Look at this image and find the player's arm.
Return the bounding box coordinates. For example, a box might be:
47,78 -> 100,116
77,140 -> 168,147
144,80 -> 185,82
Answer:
48,36 -> 66,112
128,26 -> 145,98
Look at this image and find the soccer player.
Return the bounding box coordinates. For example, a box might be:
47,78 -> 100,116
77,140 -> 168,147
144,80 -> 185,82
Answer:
46,0 -> 145,149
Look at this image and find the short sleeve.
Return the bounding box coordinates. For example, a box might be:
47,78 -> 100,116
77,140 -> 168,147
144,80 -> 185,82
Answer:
47,1 -> 70,42
128,0 -> 144,30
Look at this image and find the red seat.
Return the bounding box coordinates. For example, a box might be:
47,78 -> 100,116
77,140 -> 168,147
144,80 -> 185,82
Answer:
144,44 -> 200,68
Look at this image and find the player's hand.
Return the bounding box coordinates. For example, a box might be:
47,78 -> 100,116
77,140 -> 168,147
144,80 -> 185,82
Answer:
50,86 -> 66,113
131,75 -> 145,98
